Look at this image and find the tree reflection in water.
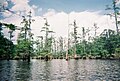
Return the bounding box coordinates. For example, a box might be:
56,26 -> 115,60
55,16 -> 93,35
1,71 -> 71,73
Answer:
0,59 -> 120,81
15,61 -> 32,81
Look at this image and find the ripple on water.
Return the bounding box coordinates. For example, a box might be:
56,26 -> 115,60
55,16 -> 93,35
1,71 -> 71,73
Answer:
0,59 -> 120,81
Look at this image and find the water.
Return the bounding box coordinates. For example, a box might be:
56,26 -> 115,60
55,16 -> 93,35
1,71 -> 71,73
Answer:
0,59 -> 120,81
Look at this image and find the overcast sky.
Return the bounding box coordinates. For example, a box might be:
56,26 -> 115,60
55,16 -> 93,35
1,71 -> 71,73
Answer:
0,0 -> 119,43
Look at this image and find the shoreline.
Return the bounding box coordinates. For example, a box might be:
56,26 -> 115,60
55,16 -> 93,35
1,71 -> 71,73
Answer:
0,57 -> 120,61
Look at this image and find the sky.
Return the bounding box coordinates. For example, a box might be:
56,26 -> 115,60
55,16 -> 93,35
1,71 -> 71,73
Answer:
29,0 -> 111,14
0,0 -> 119,43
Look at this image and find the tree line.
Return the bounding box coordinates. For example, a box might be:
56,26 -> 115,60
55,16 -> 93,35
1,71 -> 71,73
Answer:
0,20 -> 120,61
0,0 -> 120,61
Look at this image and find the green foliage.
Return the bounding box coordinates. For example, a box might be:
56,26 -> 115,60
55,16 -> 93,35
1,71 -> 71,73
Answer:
0,35 -> 14,59
15,14 -> 35,60
4,23 -> 16,31
115,48 -> 120,53
71,29 -> 120,59
16,23 -> 34,58
16,39 -> 33,54
0,22 -> 16,59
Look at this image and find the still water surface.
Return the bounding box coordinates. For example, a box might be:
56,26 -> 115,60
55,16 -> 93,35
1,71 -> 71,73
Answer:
0,59 -> 120,81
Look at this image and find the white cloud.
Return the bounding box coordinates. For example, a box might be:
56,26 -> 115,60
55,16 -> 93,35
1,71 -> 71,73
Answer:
11,0 -> 29,5
116,0 -> 120,5
2,10 -> 12,17
1,0 -> 116,44
38,8 -> 42,12
31,10 -> 116,40
43,9 -> 56,17
32,5 -> 38,9
3,10 -> 116,42
11,0 -> 35,16
0,0 -> 8,7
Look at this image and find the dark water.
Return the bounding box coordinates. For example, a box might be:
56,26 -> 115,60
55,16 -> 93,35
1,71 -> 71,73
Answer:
0,59 -> 120,81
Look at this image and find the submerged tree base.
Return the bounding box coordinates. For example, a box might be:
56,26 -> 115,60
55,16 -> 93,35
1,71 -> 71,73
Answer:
1,53 -> 120,61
